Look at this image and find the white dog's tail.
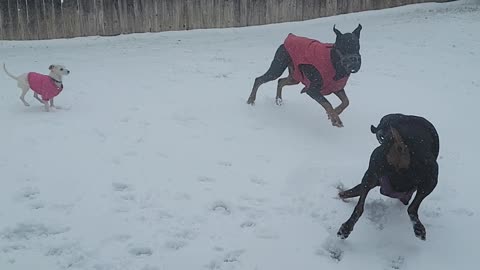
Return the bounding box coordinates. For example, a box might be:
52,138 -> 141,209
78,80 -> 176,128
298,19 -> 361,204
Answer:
3,63 -> 18,80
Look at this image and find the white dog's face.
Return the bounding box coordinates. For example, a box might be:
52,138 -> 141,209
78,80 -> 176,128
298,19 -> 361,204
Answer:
49,64 -> 70,76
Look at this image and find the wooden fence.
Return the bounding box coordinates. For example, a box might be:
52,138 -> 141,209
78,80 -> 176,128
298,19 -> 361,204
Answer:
0,0 -> 449,40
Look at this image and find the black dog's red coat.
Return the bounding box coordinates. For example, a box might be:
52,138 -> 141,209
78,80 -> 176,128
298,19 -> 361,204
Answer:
338,113 -> 439,240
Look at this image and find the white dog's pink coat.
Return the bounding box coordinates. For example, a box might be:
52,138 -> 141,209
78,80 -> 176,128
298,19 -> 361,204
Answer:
27,72 -> 63,101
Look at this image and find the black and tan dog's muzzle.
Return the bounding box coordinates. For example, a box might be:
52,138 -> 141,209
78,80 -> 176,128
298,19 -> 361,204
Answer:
336,49 -> 361,73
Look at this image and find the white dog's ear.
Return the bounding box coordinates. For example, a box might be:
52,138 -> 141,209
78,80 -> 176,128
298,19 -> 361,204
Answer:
49,65 -> 54,70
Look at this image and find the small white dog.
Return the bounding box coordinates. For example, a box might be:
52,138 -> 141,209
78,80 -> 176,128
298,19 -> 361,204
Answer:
3,63 -> 70,112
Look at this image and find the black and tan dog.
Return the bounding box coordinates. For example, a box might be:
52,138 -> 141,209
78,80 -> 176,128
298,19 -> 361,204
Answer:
246,25 -> 362,128
337,113 -> 439,240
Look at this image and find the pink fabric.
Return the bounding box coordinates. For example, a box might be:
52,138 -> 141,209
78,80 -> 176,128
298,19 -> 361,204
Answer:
27,72 -> 63,101
379,176 -> 416,205
283,33 -> 349,95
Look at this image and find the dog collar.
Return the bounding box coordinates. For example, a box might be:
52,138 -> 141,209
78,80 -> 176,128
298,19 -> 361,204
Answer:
49,77 -> 62,84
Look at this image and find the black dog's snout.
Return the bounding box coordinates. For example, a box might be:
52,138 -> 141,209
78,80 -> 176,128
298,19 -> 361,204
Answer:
349,55 -> 360,63
340,54 -> 361,73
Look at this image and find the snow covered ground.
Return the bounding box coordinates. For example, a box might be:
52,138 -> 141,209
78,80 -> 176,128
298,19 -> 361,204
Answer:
1,1 -> 479,269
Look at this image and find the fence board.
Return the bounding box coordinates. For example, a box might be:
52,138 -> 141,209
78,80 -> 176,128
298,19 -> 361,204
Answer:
0,0 -> 9,40
36,0 -> 48,39
247,0 -> 266,26
9,0 -> 19,40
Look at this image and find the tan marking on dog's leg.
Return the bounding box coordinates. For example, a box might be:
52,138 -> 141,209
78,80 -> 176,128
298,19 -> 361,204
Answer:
276,75 -> 298,105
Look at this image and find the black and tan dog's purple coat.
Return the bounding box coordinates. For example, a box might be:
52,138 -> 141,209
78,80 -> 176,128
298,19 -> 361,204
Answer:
337,113 -> 439,240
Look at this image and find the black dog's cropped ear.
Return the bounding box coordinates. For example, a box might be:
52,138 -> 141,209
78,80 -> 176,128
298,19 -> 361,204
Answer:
353,24 -> 362,38
370,125 -> 378,134
49,65 -> 54,70
333,25 -> 342,37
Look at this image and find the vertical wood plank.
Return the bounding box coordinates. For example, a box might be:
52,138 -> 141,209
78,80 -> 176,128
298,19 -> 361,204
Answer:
125,0 -> 134,33
44,0 -> 54,39
294,0 -> 303,21
82,0 -> 97,37
0,0 -> 10,40
9,0 -> 19,39
239,0 -> 247,26
26,0 -> 39,39
51,0 -> 63,38
36,0 -> 49,39
247,0 -> 266,26
103,0 -> 120,35
152,0 -> 159,32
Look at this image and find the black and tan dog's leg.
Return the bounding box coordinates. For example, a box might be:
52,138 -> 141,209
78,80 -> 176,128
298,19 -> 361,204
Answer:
275,70 -> 298,105
247,45 -> 292,105
407,163 -> 438,240
337,187 -> 372,239
337,169 -> 378,239
339,183 -> 365,199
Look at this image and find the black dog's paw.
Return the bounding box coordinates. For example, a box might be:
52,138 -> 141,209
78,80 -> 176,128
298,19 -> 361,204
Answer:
413,222 -> 426,241
337,222 -> 353,239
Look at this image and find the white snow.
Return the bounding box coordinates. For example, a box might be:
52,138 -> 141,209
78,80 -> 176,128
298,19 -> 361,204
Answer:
1,1 -> 479,269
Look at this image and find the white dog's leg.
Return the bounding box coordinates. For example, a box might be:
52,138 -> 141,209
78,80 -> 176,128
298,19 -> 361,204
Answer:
20,86 -> 30,106
49,98 -> 61,109
43,100 -> 50,112
34,93 -> 44,104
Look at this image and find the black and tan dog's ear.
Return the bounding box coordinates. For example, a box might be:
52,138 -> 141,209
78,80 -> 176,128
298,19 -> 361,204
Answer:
49,65 -> 54,70
388,127 -> 410,170
353,24 -> 362,39
390,127 -> 408,152
371,125 -> 378,133
390,127 -> 402,142
333,25 -> 342,37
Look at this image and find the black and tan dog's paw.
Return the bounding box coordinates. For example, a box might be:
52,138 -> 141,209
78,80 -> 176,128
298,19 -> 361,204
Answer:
275,97 -> 283,106
337,222 -> 353,239
413,222 -> 426,240
246,97 -> 255,105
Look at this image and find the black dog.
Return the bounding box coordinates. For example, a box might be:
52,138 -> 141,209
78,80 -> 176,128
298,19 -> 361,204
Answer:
337,113 -> 439,240
247,25 -> 362,128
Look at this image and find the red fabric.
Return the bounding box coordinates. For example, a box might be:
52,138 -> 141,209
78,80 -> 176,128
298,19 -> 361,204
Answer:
27,72 -> 63,101
283,33 -> 349,95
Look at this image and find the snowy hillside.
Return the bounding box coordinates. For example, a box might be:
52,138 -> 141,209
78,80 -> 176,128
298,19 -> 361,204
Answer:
1,1 -> 479,269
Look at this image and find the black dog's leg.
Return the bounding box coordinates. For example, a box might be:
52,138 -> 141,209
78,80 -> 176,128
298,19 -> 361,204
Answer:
337,170 -> 378,239
276,66 -> 298,105
247,45 -> 292,105
407,162 -> 438,240
339,183 -> 364,199
337,185 -> 373,239
338,148 -> 383,239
